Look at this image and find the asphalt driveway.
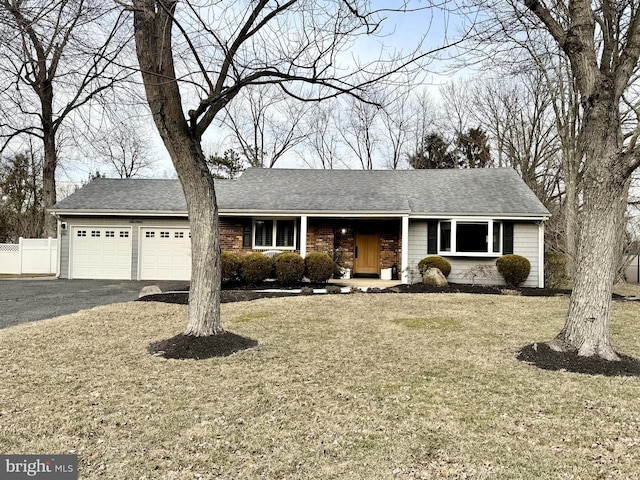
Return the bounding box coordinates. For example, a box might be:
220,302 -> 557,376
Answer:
0,278 -> 189,329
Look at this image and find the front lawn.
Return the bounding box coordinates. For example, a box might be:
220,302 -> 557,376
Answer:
2,293 -> 640,479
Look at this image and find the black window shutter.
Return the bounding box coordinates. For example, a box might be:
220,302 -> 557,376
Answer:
427,221 -> 438,254
503,222 -> 514,254
242,221 -> 252,248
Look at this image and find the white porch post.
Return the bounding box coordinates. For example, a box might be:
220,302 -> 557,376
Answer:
401,216 -> 410,284
300,215 -> 308,258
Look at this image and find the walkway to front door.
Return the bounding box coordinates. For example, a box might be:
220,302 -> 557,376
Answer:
329,278 -> 400,289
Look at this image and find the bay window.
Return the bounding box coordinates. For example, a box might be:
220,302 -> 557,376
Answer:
253,219 -> 296,249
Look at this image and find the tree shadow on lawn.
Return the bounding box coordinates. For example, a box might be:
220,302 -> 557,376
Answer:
148,332 -> 258,360
515,342 -> 640,377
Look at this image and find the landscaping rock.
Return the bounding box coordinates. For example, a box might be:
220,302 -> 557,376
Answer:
139,285 -> 162,298
326,285 -> 342,294
300,286 -> 314,295
422,268 -> 448,287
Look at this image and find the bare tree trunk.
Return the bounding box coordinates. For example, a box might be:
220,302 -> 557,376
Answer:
41,84 -> 57,238
155,124 -> 223,336
562,159 -> 579,279
174,140 -> 222,336
42,133 -> 57,238
551,104 -> 626,360
133,0 -> 222,336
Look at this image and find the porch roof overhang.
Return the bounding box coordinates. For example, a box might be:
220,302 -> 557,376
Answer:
218,209 -> 411,217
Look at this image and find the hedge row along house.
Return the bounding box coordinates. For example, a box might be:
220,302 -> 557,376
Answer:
49,168 -> 550,286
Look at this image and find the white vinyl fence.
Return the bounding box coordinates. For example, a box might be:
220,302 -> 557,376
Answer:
0,238 -> 58,275
625,255 -> 640,284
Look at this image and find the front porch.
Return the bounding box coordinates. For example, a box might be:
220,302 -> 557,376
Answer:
302,216 -> 410,283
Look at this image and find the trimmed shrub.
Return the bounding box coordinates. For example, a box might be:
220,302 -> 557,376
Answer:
275,252 -> 305,284
417,256 -> 451,278
496,254 -> 531,287
221,251 -> 240,284
305,252 -> 334,283
240,253 -> 273,285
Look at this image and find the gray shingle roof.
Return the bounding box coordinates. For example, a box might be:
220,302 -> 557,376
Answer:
51,168 -> 550,217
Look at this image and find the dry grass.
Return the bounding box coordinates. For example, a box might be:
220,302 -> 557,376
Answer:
2,293 -> 640,479
613,282 -> 640,298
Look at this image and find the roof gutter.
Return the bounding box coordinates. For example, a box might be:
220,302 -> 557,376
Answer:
48,209 -> 189,217
49,209 -> 550,221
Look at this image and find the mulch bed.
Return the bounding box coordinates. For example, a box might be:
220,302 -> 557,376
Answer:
515,342 -> 640,377
148,332 -> 258,360
140,282 -> 639,376
138,282 -> 584,306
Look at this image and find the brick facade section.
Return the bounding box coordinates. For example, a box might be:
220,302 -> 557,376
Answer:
219,219 -> 245,253
220,216 -> 401,276
306,220 -> 336,256
380,226 -> 401,271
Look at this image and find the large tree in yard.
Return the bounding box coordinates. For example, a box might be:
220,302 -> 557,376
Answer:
520,0 -> 640,360
0,0 -> 132,237
129,0 -> 455,336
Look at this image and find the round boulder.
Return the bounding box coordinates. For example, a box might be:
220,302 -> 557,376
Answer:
422,267 -> 448,287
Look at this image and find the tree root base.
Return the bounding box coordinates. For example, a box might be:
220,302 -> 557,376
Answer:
515,342 -> 640,377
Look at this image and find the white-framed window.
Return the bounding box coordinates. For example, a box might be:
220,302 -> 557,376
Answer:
120,231 -> 129,238
160,231 -> 170,239
438,219 -> 502,256
175,232 -> 184,239
105,231 -> 115,238
77,230 -> 87,237
91,230 -> 101,238
145,231 -> 155,238
253,219 -> 296,249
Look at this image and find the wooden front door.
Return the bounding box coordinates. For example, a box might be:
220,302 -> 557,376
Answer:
354,233 -> 380,275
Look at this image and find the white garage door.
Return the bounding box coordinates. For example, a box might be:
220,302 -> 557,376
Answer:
139,227 -> 191,280
71,227 -> 132,279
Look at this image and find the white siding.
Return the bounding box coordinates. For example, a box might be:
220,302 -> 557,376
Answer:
407,220 -> 428,283
513,223 -> 540,288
